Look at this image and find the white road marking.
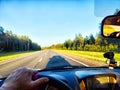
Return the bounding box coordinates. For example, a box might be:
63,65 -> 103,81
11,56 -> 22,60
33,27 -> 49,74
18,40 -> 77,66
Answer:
38,57 -> 42,62
62,55 -> 89,67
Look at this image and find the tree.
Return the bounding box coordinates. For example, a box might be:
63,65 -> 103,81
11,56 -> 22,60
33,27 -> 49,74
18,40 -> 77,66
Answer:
89,34 -> 95,45
64,40 -> 69,50
0,26 -> 4,36
0,26 -> 5,52
73,34 -> 84,50
95,33 -> 108,46
64,39 -> 73,50
84,36 -> 89,46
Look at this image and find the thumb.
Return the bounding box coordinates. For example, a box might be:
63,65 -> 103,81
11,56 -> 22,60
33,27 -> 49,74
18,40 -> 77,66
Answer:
31,77 -> 49,87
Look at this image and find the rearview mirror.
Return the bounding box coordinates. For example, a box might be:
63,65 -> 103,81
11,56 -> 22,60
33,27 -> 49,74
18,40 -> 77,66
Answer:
101,15 -> 120,38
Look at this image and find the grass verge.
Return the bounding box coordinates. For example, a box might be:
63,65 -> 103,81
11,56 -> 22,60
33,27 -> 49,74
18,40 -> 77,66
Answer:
0,51 -> 36,61
55,50 -> 120,62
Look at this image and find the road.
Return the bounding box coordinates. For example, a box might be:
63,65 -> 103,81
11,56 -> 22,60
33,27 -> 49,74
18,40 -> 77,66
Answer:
0,50 -> 89,77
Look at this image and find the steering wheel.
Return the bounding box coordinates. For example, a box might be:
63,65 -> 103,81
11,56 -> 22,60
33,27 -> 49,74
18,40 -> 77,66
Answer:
0,74 -> 73,90
33,74 -> 73,90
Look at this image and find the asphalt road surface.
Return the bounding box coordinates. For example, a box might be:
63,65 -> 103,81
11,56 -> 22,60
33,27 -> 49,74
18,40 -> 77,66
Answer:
0,50 -> 89,77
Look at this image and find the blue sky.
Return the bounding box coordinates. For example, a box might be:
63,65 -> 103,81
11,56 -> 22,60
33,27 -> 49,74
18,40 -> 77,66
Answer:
0,0 -> 120,47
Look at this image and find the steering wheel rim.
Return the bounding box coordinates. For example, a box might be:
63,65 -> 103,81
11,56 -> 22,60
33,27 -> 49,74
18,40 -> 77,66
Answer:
35,75 -> 73,90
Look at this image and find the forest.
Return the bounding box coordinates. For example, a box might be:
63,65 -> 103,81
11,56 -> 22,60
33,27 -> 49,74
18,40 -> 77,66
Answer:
0,26 -> 41,52
47,33 -> 120,53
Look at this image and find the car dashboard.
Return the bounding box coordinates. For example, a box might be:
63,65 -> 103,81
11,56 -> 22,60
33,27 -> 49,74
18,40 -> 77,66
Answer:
0,67 -> 120,90
34,67 -> 120,90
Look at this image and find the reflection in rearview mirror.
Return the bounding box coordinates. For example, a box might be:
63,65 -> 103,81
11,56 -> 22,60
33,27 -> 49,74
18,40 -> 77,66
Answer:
102,16 -> 120,38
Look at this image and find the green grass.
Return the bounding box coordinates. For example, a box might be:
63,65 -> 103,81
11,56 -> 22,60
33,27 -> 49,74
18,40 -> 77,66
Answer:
0,51 -> 36,61
56,50 -> 120,62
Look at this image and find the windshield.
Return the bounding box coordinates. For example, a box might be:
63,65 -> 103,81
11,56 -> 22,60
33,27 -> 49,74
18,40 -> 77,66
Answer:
0,0 -> 120,77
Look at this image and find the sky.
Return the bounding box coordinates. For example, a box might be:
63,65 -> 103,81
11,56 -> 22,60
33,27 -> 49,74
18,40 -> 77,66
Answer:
0,0 -> 120,47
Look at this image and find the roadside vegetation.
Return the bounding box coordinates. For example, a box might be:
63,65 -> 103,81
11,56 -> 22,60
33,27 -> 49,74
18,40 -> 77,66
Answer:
45,33 -> 120,52
56,50 -> 120,62
0,26 -> 41,52
0,51 -> 36,61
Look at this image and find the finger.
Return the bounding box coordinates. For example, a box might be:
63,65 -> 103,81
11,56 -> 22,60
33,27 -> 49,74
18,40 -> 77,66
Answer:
26,68 -> 38,74
31,77 -> 49,87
